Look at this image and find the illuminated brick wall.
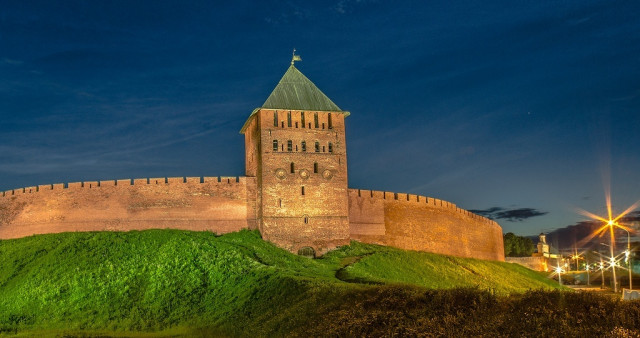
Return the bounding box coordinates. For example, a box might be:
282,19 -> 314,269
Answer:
348,189 -> 505,261
0,177 -> 256,240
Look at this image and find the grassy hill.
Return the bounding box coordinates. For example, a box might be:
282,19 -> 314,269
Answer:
1,230 -> 638,337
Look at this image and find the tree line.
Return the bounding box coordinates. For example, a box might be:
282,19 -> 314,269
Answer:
503,232 -> 535,257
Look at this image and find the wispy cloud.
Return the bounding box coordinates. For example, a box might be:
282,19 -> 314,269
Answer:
333,0 -> 374,15
469,207 -> 549,222
263,3 -> 309,25
2,58 -> 23,65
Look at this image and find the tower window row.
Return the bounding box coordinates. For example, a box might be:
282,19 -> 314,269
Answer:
284,162 -> 319,174
273,111 -> 333,129
272,140 -> 334,153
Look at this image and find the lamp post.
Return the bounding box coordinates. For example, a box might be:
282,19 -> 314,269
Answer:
585,261 -> 590,286
618,226 -> 632,290
600,259 -> 605,289
606,220 -> 618,293
555,266 -> 563,285
571,252 -> 582,272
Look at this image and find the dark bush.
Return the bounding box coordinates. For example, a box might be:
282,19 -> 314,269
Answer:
299,287 -> 640,337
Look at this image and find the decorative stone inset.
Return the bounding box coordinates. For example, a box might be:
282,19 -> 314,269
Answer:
275,168 -> 286,179
299,169 -> 309,179
322,169 -> 333,180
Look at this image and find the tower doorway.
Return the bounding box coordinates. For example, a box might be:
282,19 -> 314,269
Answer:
297,246 -> 316,258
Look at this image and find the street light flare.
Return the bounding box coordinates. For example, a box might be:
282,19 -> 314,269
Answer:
612,200 -> 640,223
577,198 -> 639,292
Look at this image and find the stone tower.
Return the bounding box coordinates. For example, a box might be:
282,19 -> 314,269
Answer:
240,60 -> 350,256
537,233 -> 549,256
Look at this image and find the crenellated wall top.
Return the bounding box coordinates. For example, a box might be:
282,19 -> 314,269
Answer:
2,176 -> 250,198
348,188 -> 498,226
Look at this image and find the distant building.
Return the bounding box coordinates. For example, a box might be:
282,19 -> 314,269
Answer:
507,233 -> 559,271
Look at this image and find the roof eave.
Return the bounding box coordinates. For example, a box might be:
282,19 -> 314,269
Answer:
239,108 -> 261,134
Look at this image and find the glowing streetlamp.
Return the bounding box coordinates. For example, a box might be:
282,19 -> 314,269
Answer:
585,262 -> 590,286
604,219 -> 633,291
570,253 -> 583,272
576,198 -> 639,292
600,260 -> 605,289
607,220 -> 619,292
555,266 -> 564,285
618,226 -> 632,290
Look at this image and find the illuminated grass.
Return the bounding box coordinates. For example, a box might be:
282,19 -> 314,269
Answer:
0,230 -> 604,336
333,244 -> 561,293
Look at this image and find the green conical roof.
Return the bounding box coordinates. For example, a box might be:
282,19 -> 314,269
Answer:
240,64 -> 349,134
261,65 -> 345,112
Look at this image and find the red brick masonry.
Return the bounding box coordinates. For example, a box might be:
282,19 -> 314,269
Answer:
0,177 -> 504,261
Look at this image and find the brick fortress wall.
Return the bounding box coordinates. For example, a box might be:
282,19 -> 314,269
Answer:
0,180 -> 504,261
348,189 -> 505,261
0,176 -> 257,240
505,256 -> 547,271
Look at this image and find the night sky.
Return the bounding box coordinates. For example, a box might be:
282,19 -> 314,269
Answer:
1,1 -> 639,237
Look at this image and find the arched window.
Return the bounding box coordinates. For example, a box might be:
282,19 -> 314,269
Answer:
287,140 -> 292,152
273,111 -> 278,127
328,113 -> 333,129
301,141 -> 306,152
328,142 -> 333,153
290,162 -> 295,173
314,112 -> 319,128
314,162 -> 318,173
301,112 -> 306,128
301,186 -> 305,195
287,111 -> 292,127
304,216 -> 309,224
273,140 -> 278,151
315,141 -> 320,152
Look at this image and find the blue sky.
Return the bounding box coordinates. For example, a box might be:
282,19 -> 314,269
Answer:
1,1 -> 639,236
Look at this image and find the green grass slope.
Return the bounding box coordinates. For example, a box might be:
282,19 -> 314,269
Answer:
2,229 -> 634,337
